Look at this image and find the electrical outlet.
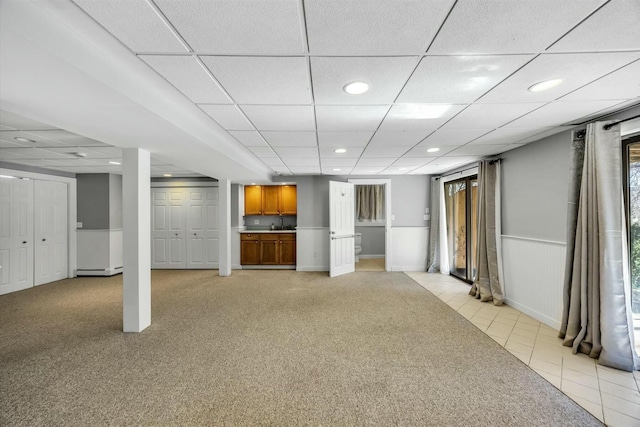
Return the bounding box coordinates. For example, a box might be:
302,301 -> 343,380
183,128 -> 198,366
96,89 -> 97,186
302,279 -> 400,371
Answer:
423,215 -> 428,220
425,208 -> 429,214
253,219 -> 260,224
76,222 -> 83,229
391,215 -> 395,221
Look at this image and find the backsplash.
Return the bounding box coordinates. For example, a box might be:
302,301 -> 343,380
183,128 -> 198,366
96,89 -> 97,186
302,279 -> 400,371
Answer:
244,215 -> 297,230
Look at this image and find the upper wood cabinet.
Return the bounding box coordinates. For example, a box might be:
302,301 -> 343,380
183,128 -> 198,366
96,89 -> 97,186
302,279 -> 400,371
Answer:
244,185 -> 296,216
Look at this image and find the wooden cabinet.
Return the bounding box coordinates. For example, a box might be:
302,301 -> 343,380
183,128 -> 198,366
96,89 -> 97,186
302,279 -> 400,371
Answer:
240,233 -> 296,266
244,185 -> 296,216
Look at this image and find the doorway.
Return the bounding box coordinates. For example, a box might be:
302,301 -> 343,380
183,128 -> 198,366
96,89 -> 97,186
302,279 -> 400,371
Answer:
444,175 -> 478,283
623,135 -> 640,354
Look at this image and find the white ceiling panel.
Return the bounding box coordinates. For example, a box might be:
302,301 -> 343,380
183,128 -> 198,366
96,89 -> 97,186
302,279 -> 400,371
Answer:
241,106 -> 315,131
397,56 -> 534,103
0,139 -> 25,149
261,132 -> 317,147
288,167 -> 321,174
262,157 -> 285,167
504,100 -> 624,128
441,103 -> 546,130
155,0 -> 305,54
418,129 -> 491,147
379,104 -> 466,131
392,158 -> 429,167
356,158 -> 397,167
202,56 -> 311,104
319,158 -> 358,167
248,146 -> 278,158
448,145 -> 510,156
317,132 -> 374,147
350,167 -> 385,175
479,52 -> 640,103
272,147 -> 318,158
549,0 -> 640,52
367,131 -> 430,147
428,0 -> 606,54
42,146 -> 119,159
282,158 -> 320,167
0,147 -> 70,159
304,0 -> 454,55
380,166 -> 413,175
322,167 -> 353,175
73,0 -> 188,53
425,156 -> 480,169
316,106 -> 389,131
311,56 -> 417,104
318,146 -> 364,158
200,105 -> 253,130
24,130 -> 110,147
469,127 -> 553,146
140,56 -> 230,103
361,145 -> 409,158
560,59 -> 640,101
0,110 -> 58,131
516,127 -> 575,144
403,145 -> 460,158
229,131 -> 268,147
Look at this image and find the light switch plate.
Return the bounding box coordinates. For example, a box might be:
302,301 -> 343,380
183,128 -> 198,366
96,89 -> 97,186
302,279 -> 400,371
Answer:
391,215 -> 395,221
77,222 -> 83,229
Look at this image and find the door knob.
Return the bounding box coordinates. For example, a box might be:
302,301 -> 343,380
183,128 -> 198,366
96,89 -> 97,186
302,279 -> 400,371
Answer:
42,239 -> 46,242
175,233 -> 178,236
193,233 -> 197,236
22,241 -> 27,244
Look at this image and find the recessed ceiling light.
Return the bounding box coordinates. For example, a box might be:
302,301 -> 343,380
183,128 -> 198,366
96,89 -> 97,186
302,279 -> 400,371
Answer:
426,147 -> 440,153
108,161 -> 121,165
343,81 -> 369,95
332,168 -> 341,172
14,137 -> 36,143
399,167 -> 407,171
334,148 -> 347,154
251,182 -> 256,185
163,173 -> 172,177
528,78 -> 563,93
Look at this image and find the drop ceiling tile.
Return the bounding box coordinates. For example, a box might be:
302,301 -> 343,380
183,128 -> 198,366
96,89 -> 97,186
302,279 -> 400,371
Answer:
200,105 -> 253,130
272,147 -> 318,158
0,147 -> 70,159
469,127 -> 553,145
140,56 -> 230,103
360,145 -> 409,158
311,57 -> 417,104
202,56 -> 311,104
44,147 -> 120,159
248,146 -> 278,158
428,0 -> 605,54
560,59 -> 640,101
316,106 -> 389,131
241,106 -> 315,131
479,52 -> 640,103
378,104 -> 466,131
319,158 -> 358,167
322,167 -> 353,175
367,131 -> 431,147
25,130 -> 110,147
78,146 -> 122,157
397,56 -> 533,103
503,100 -> 624,128
380,167 -> 412,175
403,145 -> 460,158
441,103 -> 546,130
318,146 -> 364,158
409,164 -> 442,175
288,167 -> 321,174
0,110 -> 58,130
317,132 -> 374,147
356,158 -> 397,167
549,0 -> 640,52
261,132 -> 317,147
426,156 -> 480,169
155,0 -> 305,54
229,131 -> 268,147
350,167 -> 385,175
516,127 -> 574,144
392,158 -> 430,167
448,145 -> 510,156
73,0 -> 188,53
304,0 -> 454,54
263,158 -> 285,167
282,158 -> 320,167
418,129 -> 491,147
0,139 -> 24,148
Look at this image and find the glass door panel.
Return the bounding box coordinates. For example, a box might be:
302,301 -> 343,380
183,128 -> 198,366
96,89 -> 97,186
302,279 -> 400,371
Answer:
470,179 -> 478,281
625,140 -> 639,352
445,176 -> 477,283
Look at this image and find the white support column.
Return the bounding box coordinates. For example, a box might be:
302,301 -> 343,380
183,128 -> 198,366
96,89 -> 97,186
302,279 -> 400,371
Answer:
122,148 -> 151,332
218,179 -> 231,276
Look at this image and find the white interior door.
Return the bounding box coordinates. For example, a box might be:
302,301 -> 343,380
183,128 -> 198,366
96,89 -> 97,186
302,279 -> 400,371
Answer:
329,181 -> 355,277
151,188 -> 186,268
34,180 -> 68,286
0,178 -> 34,294
186,188 -> 218,269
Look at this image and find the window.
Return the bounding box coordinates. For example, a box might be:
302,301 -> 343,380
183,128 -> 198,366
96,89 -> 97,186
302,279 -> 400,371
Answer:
355,184 -> 385,223
444,176 -> 478,283
623,134 -> 640,349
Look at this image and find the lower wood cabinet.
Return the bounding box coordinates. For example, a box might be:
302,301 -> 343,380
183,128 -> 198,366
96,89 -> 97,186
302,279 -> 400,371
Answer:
240,233 -> 296,266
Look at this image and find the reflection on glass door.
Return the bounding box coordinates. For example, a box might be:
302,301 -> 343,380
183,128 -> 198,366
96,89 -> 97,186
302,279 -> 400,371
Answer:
624,137 -> 640,353
445,176 -> 478,283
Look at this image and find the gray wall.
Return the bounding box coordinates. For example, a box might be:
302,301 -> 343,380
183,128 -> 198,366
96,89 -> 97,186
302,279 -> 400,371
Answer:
501,130 -> 572,242
109,174 -> 123,229
77,174 -> 110,229
388,175 -> 430,227
356,226 -> 385,255
231,183 -> 241,227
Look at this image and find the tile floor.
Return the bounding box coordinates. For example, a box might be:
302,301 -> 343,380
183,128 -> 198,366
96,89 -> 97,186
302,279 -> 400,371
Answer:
406,272 -> 640,427
355,257 -> 385,272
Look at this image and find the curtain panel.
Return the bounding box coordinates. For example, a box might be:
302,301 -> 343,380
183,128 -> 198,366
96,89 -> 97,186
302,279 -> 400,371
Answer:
356,185 -> 384,222
426,177 -> 440,273
560,122 -> 639,372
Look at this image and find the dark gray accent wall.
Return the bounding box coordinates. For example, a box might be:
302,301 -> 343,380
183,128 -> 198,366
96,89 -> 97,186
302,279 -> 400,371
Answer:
109,174 -> 123,229
501,130 -> 572,242
231,183 -> 240,227
77,174 -> 110,229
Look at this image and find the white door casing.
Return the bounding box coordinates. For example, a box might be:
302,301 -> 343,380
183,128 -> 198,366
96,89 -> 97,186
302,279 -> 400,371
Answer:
34,180 -> 68,286
186,188 -> 219,269
329,181 -> 355,278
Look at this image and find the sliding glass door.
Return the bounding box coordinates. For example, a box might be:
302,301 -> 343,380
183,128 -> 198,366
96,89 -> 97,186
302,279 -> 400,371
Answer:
624,136 -> 640,346
445,176 -> 478,283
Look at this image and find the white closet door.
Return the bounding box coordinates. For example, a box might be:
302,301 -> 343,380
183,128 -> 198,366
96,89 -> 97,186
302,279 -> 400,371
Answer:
151,188 -> 186,268
34,180 -> 68,286
186,188 -> 218,269
0,178 -> 34,294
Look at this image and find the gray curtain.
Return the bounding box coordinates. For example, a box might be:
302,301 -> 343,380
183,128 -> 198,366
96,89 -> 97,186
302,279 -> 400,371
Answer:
469,160 -> 504,305
356,185 -> 384,221
560,122 -> 639,372
426,177 -> 440,273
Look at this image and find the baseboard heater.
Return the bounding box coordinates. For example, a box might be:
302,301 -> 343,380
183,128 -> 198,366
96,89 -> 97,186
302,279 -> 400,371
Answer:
76,266 -> 123,277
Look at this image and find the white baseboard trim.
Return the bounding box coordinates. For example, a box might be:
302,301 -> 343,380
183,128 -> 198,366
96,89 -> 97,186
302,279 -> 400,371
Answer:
232,264 -> 242,270
391,265 -> 426,272
505,298 -> 561,331
359,254 -> 384,259
76,266 -> 122,277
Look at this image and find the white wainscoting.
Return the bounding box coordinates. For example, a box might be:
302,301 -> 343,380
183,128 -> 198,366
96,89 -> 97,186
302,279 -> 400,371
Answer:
296,227 -> 329,272
502,235 -> 566,330
77,229 -> 123,276
390,227 -> 428,272
231,227 -> 243,270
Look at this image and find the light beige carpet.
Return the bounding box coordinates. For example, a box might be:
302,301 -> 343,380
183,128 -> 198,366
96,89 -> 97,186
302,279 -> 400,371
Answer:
0,270 -> 602,426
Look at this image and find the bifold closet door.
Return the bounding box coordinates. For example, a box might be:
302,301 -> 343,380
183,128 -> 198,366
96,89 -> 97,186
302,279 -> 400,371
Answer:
34,180 -> 68,286
151,188 -> 187,269
0,178 -> 34,294
186,188 -> 219,269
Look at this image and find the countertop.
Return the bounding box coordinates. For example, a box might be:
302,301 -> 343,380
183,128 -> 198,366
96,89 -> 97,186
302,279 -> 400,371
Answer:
239,230 -> 297,234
